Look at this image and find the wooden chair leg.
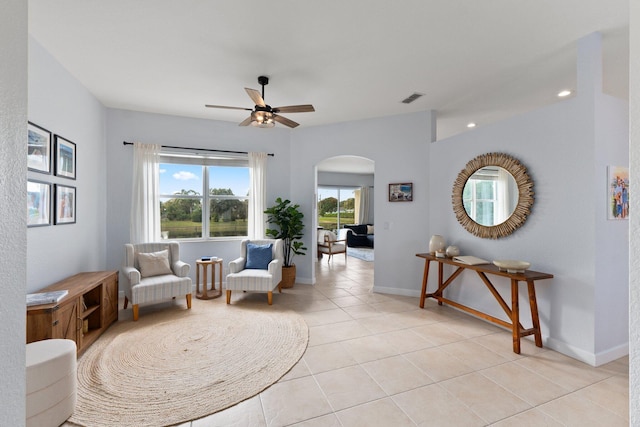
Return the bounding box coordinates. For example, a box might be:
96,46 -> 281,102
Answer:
124,296 -> 129,309
267,291 -> 273,305
186,293 -> 192,309
278,283 -> 282,293
133,304 -> 139,321
226,290 -> 232,304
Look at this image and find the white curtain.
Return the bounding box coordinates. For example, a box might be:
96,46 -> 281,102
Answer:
357,186 -> 370,224
248,152 -> 267,239
130,142 -> 161,243
495,168 -> 510,224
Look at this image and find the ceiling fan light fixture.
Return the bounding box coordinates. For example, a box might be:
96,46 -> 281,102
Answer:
250,111 -> 275,128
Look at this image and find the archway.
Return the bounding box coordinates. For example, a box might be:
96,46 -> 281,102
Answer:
313,155 -> 375,282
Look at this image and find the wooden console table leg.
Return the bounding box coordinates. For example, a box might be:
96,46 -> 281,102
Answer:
511,279 -> 521,354
527,280 -> 543,347
419,259 -> 431,308
437,262 -> 444,305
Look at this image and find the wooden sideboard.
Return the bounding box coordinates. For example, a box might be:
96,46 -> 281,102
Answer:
27,270 -> 118,355
416,253 -> 553,354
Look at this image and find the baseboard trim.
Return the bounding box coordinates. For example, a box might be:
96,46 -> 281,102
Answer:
372,286 -> 421,297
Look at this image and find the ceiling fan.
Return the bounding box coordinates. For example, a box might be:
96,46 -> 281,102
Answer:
205,76 -> 315,128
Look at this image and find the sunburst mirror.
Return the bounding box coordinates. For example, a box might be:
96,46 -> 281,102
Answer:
452,152 -> 534,239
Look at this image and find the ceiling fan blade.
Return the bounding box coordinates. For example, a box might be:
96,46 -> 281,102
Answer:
238,116 -> 253,126
245,88 -> 266,107
272,104 -> 315,113
273,114 -> 299,128
205,104 -> 252,111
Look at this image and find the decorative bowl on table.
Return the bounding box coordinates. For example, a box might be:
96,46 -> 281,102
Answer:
493,260 -> 531,274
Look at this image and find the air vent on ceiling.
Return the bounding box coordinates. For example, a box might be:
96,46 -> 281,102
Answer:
401,92 -> 425,104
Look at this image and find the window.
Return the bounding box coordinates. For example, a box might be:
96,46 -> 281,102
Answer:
463,174 -> 498,227
159,154 -> 250,239
317,186 -> 356,231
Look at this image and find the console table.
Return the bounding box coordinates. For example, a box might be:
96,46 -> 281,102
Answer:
416,253 -> 553,354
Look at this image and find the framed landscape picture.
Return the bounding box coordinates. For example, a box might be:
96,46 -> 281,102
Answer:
55,135 -> 76,179
55,184 -> 76,225
389,182 -> 413,202
27,180 -> 51,227
27,122 -> 51,174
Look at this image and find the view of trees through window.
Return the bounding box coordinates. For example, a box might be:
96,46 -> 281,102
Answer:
160,163 -> 249,239
317,187 -> 356,231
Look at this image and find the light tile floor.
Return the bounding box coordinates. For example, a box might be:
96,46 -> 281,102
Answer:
68,256 -> 629,426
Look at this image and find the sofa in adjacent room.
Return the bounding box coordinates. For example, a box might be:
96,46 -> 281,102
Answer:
342,224 -> 374,248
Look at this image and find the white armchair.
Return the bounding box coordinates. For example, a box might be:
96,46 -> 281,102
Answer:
121,242 -> 192,321
317,229 -> 347,263
226,239 -> 283,305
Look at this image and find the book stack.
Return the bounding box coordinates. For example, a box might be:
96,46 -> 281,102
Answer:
26,290 -> 68,307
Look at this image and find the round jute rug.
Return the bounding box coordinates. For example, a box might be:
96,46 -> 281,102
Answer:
69,299 -> 308,427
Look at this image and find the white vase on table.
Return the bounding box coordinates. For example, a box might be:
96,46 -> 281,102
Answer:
429,235 -> 446,255
446,245 -> 460,257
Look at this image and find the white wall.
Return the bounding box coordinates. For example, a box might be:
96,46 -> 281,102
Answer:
0,1 -> 27,424
291,112 -> 433,290
105,109 -> 292,281
428,34 -> 628,365
594,93 -> 629,357
27,38 -> 108,292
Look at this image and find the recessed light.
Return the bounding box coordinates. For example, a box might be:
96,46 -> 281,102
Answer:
557,90 -> 572,97
467,122 -> 476,128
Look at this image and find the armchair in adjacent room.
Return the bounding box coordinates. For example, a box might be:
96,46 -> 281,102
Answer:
226,239 -> 284,305
121,242 -> 192,321
317,229 -> 347,263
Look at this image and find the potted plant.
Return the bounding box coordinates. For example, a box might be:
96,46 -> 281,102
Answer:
264,197 -> 307,288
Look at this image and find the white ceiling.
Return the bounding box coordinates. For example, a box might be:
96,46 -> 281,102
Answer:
28,1 -> 628,141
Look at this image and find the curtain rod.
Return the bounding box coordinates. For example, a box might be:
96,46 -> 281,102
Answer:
122,141 -> 274,157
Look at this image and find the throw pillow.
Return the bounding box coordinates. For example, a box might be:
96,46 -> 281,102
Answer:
325,231 -> 337,242
137,249 -> 172,278
367,225 -> 374,234
245,243 -> 273,269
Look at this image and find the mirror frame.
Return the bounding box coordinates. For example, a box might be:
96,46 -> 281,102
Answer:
452,152 -> 534,239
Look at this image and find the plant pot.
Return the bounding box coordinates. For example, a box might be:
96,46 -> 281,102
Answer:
281,265 -> 296,288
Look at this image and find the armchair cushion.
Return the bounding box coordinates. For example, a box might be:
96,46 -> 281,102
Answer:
245,243 -> 273,270
137,249 -> 172,278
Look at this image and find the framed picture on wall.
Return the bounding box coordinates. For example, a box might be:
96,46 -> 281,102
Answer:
608,166 -> 629,220
27,122 -> 52,174
55,184 -> 76,225
27,180 -> 51,227
55,135 -> 76,179
389,182 -> 413,202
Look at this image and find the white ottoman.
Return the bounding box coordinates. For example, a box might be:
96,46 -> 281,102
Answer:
26,339 -> 77,427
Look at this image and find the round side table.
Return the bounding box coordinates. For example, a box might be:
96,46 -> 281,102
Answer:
195,258 -> 223,299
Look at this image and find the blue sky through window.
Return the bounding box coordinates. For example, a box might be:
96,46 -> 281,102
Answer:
160,164 -> 249,196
